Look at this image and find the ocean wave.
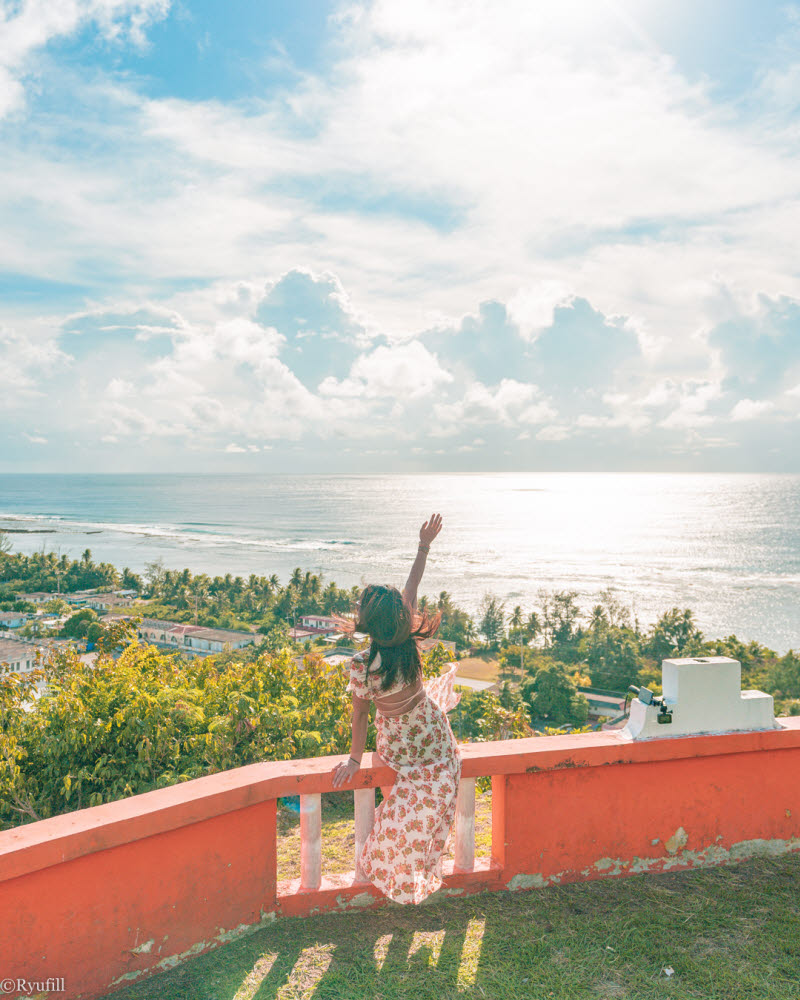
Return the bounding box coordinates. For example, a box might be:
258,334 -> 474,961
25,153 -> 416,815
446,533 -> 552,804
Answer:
0,513 -> 357,553
0,512 -> 66,522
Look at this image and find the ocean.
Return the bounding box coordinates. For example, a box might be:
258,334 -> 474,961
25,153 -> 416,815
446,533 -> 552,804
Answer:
1,472 -> 798,654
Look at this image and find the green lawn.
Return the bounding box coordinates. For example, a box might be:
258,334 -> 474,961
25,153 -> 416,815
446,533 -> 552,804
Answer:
277,792 -> 494,881
108,798 -> 800,1000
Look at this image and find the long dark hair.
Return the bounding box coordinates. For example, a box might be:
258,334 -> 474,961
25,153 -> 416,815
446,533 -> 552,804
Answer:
335,584 -> 442,690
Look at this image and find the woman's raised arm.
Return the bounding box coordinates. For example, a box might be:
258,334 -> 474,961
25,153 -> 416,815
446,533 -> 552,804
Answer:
402,513 -> 442,611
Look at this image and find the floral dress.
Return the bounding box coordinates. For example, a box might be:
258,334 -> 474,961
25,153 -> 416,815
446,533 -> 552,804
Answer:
348,652 -> 462,904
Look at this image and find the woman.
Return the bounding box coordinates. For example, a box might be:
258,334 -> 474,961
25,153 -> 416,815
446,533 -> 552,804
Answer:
330,513 -> 462,905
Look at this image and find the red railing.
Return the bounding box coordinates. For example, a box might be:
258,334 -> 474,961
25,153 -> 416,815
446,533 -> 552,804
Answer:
3,720 -> 800,1000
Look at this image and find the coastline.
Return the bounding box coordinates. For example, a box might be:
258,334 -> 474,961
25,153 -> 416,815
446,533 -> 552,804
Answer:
1,471 -> 799,654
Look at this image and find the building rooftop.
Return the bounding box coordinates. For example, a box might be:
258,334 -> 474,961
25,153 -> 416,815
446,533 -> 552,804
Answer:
189,626 -> 256,643
0,637 -> 46,663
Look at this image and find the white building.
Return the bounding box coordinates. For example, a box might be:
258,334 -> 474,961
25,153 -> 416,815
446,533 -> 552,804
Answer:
0,637 -> 47,673
298,615 -> 342,634
84,593 -> 134,612
0,612 -> 31,630
15,592 -> 54,605
113,616 -> 256,657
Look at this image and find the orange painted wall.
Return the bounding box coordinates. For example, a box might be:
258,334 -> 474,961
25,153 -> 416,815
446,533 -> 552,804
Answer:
496,746 -> 800,887
1,799 -> 276,999
2,721 -> 800,1000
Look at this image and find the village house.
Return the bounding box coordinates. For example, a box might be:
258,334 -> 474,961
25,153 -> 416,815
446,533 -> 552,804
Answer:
0,637 -> 47,674
106,615 -> 257,657
297,615 -> 341,634
289,627 -> 322,642
0,612 -> 31,630
14,591 -> 55,605
83,593 -> 135,612
62,591 -> 98,607
577,686 -> 627,721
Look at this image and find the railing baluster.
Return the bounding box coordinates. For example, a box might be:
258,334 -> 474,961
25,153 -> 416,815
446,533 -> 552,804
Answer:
354,787 -> 375,882
300,793 -> 321,890
453,777 -> 476,871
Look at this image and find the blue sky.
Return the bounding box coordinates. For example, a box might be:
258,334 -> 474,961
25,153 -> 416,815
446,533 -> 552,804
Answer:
1,0 -> 799,472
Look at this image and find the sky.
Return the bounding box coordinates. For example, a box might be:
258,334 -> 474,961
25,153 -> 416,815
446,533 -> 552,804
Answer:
1,0 -> 799,474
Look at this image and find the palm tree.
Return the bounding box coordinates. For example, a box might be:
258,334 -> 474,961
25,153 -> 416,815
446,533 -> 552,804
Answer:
322,582 -> 339,614
589,604 -> 608,633
509,605 -> 525,681
525,611 -> 541,648
184,576 -> 209,623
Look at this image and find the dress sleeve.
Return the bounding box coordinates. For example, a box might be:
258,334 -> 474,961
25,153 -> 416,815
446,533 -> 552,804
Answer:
347,654 -> 371,700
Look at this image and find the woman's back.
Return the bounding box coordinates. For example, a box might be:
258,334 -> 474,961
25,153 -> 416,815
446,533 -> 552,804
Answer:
352,651 -> 424,718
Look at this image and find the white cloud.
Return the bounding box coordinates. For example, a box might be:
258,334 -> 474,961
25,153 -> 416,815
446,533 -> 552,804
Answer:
320,340 -> 452,401
23,432 -> 47,444
0,325 -> 71,402
433,379 -> 555,434
658,380 -> 723,430
536,424 -> 570,441
506,281 -> 573,340
2,2 -> 800,470
224,443 -> 246,453
214,317 -> 284,372
0,0 -> 170,117
105,377 -> 134,399
3,0 -> 799,350
730,398 -> 774,422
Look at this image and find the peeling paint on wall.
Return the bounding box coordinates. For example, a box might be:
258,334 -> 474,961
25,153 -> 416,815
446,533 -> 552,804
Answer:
110,909 -> 281,988
526,758 -> 579,773
504,835 -> 800,894
665,827 -> 688,855
334,891 -> 375,911
506,873 -> 553,891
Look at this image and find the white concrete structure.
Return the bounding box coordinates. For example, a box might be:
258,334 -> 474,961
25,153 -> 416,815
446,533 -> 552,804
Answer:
622,656 -> 777,741
298,615 -> 341,633
0,637 -> 46,674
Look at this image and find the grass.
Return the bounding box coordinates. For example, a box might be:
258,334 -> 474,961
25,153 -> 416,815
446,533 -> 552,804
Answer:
277,792 -> 494,881
454,656 -> 500,683
108,798 -> 800,1000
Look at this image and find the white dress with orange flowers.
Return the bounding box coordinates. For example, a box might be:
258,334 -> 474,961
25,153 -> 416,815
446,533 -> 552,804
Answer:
347,652 -> 462,904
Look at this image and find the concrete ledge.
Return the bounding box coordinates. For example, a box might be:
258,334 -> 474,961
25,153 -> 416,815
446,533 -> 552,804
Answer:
3,719 -> 800,882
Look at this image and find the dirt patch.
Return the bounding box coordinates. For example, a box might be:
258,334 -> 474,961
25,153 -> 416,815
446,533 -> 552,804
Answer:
455,656 -> 500,681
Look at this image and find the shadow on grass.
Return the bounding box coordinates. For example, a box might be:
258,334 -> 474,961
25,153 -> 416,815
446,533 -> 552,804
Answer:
109,854 -> 800,1000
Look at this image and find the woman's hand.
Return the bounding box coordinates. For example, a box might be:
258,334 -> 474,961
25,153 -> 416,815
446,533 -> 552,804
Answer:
419,513 -> 443,547
331,757 -> 360,789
